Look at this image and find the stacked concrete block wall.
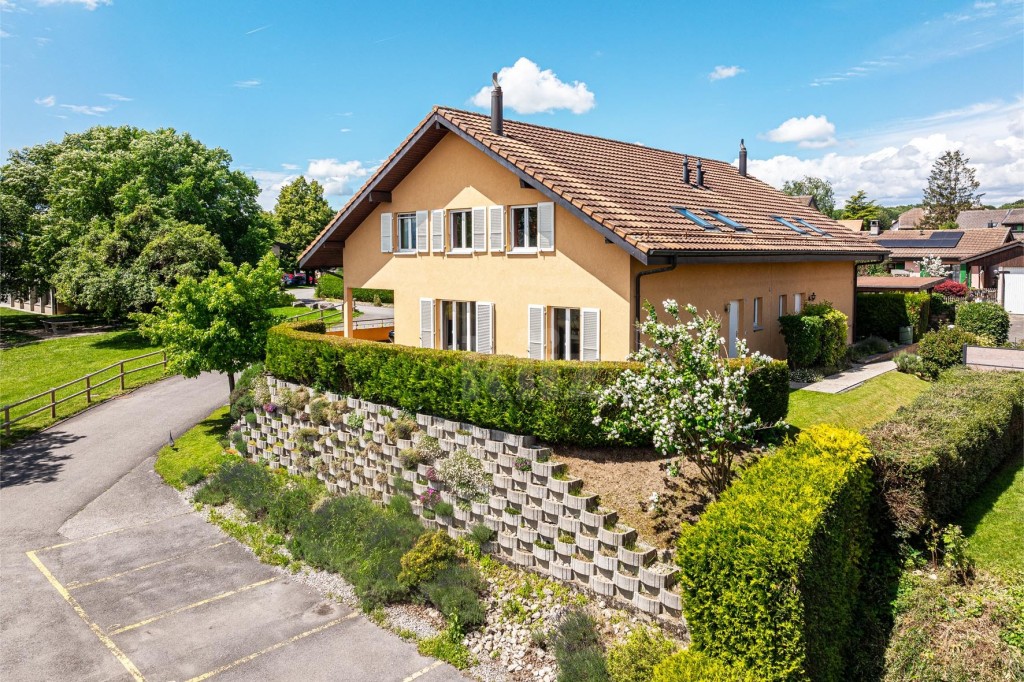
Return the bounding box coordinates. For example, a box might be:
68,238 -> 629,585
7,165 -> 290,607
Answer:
239,376 -> 683,622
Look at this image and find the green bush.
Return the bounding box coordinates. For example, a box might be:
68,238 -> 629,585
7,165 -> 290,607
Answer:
265,485 -> 316,535
893,351 -> 925,377
867,368 -> 1024,540
550,609 -> 609,682
928,292 -> 957,326
955,301 -> 1010,344
675,425 -> 874,680
917,327 -> 980,378
265,322 -> 790,445
420,564 -> 486,629
652,649 -> 751,682
470,523 -> 495,545
779,302 -> 847,368
418,621 -> 475,669
606,626 -> 677,682
398,531 -> 458,587
193,480 -> 229,506
215,461 -> 280,518
855,292 -> 932,342
229,362 -> 265,420
180,466 -> 207,487
313,272 -> 395,304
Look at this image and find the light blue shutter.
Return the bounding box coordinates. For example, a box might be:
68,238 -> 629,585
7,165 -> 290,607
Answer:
538,202 -> 554,252
581,308 -> 600,361
528,305 -> 545,359
472,207 -> 487,253
489,206 -> 505,252
431,209 -> 444,253
476,302 -> 494,354
420,298 -> 434,348
415,210 -> 428,252
380,213 -> 393,253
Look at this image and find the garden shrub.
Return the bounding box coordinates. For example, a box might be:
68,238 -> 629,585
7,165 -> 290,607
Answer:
893,351 -> 925,378
606,625 -> 677,682
417,620 -> 475,669
550,609 -> 609,682
265,485 -> 316,535
420,564 -> 487,629
955,301 -> 1010,345
229,362 -> 265,420
435,449 -> 488,498
933,280 -> 967,297
313,272 -> 395,304
675,425 -> 874,680
866,368 -> 1024,540
779,301 -> 847,368
917,327 -> 980,378
928,292 -> 957,326
856,292 -> 930,342
265,322 -> 793,444
180,466 -> 206,487
398,531 -> 458,587
193,480 -> 229,506
470,523 -> 495,545
652,649 -> 751,682
214,461 -> 280,519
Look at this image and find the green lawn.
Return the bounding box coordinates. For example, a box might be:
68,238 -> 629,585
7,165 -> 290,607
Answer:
787,370 -> 929,433
155,405 -> 234,489
0,328 -> 166,444
0,307 -> 96,346
269,306 -> 347,325
958,455 -> 1024,580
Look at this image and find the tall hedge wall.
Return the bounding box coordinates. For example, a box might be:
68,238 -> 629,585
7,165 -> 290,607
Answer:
675,425 -> 874,681
855,292 -> 929,342
264,322 -> 790,445
866,367 -> 1024,539
314,272 -> 395,304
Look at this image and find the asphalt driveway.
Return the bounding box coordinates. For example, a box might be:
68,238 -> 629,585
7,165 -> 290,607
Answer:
0,373 -> 462,682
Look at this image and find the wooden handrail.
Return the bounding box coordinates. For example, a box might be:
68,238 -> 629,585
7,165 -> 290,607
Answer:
283,306 -> 343,323
2,350 -> 168,435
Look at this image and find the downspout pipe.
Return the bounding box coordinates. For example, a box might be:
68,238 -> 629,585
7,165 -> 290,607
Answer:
634,258 -> 678,351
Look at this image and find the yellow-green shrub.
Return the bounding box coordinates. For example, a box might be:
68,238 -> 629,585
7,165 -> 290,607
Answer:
606,626 -> 677,682
652,650 -> 752,682
398,531 -> 458,587
675,425 -> 874,680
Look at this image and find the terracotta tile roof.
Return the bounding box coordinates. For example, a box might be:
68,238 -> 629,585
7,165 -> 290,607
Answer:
856,276 -> 945,292
956,209 -> 1014,230
836,219 -> 864,232
870,228 -> 1013,261
1002,208 -> 1024,225
300,107 -> 886,267
894,207 -> 926,230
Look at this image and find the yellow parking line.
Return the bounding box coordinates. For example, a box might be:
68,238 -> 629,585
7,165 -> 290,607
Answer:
403,660 -> 444,681
185,611 -> 359,681
26,550 -> 146,682
108,577 -> 278,635
34,513 -> 191,553
67,541 -> 231,590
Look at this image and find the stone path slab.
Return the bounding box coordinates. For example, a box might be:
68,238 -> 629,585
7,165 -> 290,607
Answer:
797,361 -> 897,394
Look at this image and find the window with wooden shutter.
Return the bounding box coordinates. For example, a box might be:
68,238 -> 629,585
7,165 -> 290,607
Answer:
380,213 -> 393,253
472,207 -> 487,253
476,302 -> 494,354
416,210 -> 428,252
419,298 -> 435,349
488,206 -> 505,252
538,202 -> 555,252
527,305 -> 545,359
581,308 -> 600,361
431,209 -> 444,253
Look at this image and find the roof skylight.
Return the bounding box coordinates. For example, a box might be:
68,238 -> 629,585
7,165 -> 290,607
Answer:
772,215 -> 807,234
792,217 -> 831,237
704,209 -> 748,231
672,207 -> 718,230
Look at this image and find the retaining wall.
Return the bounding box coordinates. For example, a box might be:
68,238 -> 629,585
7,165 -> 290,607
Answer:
240,375 -> 683,622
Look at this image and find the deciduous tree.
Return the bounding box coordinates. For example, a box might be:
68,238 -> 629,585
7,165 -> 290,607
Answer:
273,176 -> 335,271
782,176 -> 836,217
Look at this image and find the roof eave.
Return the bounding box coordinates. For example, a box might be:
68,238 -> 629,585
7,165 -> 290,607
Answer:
645,249 -> 888,264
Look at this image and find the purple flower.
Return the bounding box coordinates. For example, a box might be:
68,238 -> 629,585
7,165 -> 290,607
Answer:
419,488 -> 441,507
263,402 -> 278,414
425,467 -> 438,482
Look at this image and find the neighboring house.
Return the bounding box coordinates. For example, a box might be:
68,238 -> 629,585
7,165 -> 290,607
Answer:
300,89 -> 886,362
836,219 -> 865,232
870,228 -> 1024,288
956,207 -> 1024,233
0,288 -> 69,316
891,207 -> 926,230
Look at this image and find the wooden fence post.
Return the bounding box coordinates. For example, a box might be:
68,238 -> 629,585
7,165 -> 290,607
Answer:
50,389 -> 56,419
86,375 -> 91,404
162,350 -> 167,370
4,407 -> 9,436
120,361 -> 126,390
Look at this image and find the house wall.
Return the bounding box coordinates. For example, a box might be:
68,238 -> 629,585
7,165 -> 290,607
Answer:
341,133 -> 635,359
0,288 -> 69,316
633,260 -> 856,359
966,245 -> 1024,288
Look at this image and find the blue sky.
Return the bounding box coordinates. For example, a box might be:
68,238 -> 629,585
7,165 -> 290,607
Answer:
2,0 -> 1022,209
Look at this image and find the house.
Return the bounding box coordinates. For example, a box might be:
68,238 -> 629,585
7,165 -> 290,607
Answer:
300,86 -> 887,362
0,288 -> 69,316
870,227 -> 1024,288
956,207 -> 1024,233
892,207 -> 927,230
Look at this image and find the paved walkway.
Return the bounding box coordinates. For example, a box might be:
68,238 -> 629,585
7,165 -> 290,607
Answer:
1010,314 -> 1024,344
0,373 -> 461,682
795,360 -> 897,394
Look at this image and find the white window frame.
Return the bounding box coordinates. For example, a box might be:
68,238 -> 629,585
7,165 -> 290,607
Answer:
396,213 -> 417,253
753,297 -> 763,330
779,294 -> 787,318
794,293 -> 804,314
510,204 -> 540,252
449,209 -> 473,253
439,299 -> 479,351
550,307 -> 582,361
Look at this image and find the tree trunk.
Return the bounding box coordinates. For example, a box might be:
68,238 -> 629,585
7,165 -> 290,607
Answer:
227,372 -> 236,394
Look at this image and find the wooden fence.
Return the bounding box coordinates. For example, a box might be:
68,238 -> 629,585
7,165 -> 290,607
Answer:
2,350 -> 168,436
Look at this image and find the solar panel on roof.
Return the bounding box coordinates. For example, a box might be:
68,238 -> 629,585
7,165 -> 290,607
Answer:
876,239 -> 962,249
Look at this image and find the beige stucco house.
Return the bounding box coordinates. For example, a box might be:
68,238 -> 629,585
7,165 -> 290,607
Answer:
300,87 -> 886,362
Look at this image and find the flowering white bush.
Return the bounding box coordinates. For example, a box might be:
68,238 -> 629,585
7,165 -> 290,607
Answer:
917,254 -> 951,279
435,448 -> 489,498
594,301 -> 769,497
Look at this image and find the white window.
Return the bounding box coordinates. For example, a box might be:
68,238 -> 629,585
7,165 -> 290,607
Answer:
397,213 -> 416,252
753,297 -> 763,330
551,307 -> 581,360
530,305 -> 600,361
450,210 -> 473,251
511,205 -> 539,251
778,294 -> 787,318
794,293 -> 804,314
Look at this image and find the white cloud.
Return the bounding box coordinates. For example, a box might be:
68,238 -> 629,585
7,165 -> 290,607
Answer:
763,114 -> 837,148
748,99 -> 1024,206
252,158 -> 378,209
59,103 -> 111,115
470,57 -> 595,115
233,79 -> 261,88
339,128 -> 351,133
245,25 -> 269,35
708,65 -> 744,81
0,29 -> 12,37
102,92 -> 131,101
34,36 -> 51,46
0,1 -> 20,11
974,1 -> 996,8
34,94 -> 55,106
35,0 -> 111,8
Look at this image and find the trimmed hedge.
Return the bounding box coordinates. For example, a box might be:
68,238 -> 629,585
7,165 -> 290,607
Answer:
265,322 -> 790,446
855,292 -> 930,342
917,327 -> 980,378
675,425 -> 874,680
955,301 -> 1010,344
779,302 -> 847,368
314,272 -> 394,304
866,368 -> 1024,540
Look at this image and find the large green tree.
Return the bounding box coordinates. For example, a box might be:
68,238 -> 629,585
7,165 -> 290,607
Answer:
0,126 -> 272,316
841,190 -> 881,229
273,176 -> 334,271
782,176 -> 836,217
921,150 -> 982,228
135,253 -> 282,393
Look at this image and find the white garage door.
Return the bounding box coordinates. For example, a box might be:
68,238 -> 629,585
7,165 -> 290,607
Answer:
1005,272 -> 1024,314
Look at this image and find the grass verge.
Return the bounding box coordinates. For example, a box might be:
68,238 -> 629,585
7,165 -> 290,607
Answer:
959,456 -> 1024,580
787,370 -> 928,432
155,406 -> 234,489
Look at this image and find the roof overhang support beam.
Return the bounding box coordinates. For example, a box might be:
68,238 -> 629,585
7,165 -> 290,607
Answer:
368,190 -> 392,204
